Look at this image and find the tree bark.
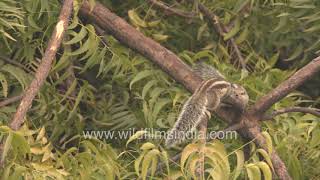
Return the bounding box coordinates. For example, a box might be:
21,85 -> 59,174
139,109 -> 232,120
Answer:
9,0 -> 74,130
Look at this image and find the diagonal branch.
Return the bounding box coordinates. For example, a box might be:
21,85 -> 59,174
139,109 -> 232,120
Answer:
196,2 -> 247,70
251,56 -> 320,117
148,0 -> 196,18
8,0 -> 74,131
0,56 -> 31,73
79,1 -> 202,93
0,95 -> 23,108
262,107 -> 320,120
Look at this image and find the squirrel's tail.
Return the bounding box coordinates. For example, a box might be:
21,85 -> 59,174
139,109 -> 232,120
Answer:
165,102 -> 208,147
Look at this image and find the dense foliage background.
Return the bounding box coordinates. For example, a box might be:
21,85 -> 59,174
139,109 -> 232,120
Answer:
0,0 -> 319,179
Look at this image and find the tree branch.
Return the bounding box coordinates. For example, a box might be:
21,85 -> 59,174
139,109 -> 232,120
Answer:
8,0 -> 74,131
196,2 -> 247,70
0,95 -> 23,108
262,107 -> 320,120
79,1 -> 202,93
0,55 -> 31,73
251,56 -> 320,117
148,0 -> 196,18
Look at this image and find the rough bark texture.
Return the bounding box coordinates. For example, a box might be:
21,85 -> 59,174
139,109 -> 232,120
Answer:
79,1 -> 320,179
9,0 -> 74,130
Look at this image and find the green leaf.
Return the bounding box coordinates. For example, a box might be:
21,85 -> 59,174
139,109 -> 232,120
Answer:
141,80 -> 157,99
256,162 -> 272,180
233,0 -> 250,13
224,18 -> 241,41
152,99 -> 170,120
128,9 -> 147,28
152,34 -> 169,42
160,150 -> 170,175
257,149 -> 274,171
1,132 -> 13,163
126,130 -> 148,147
27,15 -> 41,30
130,70 -> 153,89
261,131 -> 273,154
268,52 -> 280,68
235,26 -> 249,44
2,64 -> 29,89
141,149 -> 160,179
140,142 -> 156,151
246,164 -> 261,180
64,26 -> 88,45
135,152 -> 145,176
233,150 -> 244,180
0,72 -> 8,97
284,45 -> 303,61
181,143 -> 199,171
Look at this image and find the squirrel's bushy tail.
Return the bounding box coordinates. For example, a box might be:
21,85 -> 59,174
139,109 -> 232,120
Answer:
165,101 -> 208,147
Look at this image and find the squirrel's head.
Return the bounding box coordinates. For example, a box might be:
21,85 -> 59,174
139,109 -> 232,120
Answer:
221,83 -> 249,112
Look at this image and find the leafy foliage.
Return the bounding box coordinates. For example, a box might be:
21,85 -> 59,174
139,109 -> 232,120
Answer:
0,0 -> 319,179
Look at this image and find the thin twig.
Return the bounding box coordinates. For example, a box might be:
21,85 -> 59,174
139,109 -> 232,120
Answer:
0,95 -> 23,108
196,2 -> 247,70
0,55 -> 31,73
262,107 -> 320,120
9,0 -> 74,131
93,23 -> 109,46
148,0 -> 196,18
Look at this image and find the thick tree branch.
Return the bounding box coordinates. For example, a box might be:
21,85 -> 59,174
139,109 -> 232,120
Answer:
0,95 -> 23,108
8,0 -> 74,131
262,107 -> 320,120
251,56 -> 320,117
79,1 -> 202,93
148,0 -> 196,18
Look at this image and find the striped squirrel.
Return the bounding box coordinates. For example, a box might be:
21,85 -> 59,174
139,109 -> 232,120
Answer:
193,63 -> 249,111
165,63 -> 249,147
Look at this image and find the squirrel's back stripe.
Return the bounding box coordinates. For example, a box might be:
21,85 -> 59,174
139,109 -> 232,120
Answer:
196,79 -> 230,97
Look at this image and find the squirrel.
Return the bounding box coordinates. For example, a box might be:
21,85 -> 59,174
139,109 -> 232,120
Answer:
165,63 -> 249,147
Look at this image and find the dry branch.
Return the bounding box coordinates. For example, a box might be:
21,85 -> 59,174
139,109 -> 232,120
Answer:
0,95 -> 22,108
262,107 -> 320,120
148,0 -> 196,18
0,56 -> 31,73
251,56 -> 320,117
196,3 -> 247,70
8,0 -> 74,131
93,23 -> 109,46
